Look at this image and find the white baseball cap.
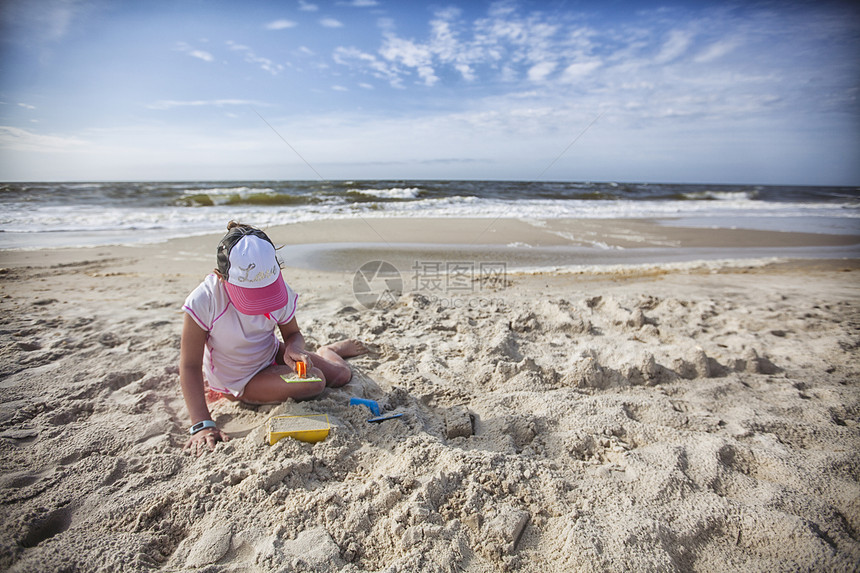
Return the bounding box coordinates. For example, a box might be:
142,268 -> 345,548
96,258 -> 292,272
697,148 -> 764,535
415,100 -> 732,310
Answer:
216,226 -> 288,315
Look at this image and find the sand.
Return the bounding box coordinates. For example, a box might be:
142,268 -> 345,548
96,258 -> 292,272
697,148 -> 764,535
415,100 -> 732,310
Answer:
0,218 -> 858,572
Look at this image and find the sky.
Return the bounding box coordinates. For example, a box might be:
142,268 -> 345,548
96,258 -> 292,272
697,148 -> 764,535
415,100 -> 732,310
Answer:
0,0 -> 858,185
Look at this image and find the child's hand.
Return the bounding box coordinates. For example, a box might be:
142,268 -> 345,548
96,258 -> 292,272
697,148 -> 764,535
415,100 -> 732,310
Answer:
183,427 -> 230,456
288,350 -> 313,373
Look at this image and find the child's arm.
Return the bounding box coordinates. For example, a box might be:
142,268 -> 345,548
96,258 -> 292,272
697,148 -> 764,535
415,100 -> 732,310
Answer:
278,317 -> 311,370
180,314 -> 230,455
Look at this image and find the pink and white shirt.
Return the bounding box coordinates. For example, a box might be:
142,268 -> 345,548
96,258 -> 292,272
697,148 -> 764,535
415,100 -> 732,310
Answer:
183,273 -> 298,396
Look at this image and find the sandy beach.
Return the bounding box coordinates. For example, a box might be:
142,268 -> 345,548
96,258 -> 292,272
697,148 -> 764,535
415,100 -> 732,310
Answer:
1,217 -> 858,572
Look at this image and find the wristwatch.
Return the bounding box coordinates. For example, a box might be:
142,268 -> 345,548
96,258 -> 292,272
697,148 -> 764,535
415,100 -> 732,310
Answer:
190,420 -> 217,435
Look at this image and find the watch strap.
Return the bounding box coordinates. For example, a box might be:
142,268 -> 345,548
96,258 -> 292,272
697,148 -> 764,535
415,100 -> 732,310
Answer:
190,420 -> 217,435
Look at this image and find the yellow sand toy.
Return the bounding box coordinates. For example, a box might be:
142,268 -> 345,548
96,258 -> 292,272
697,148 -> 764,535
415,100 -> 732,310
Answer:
267,414 -> 330,445
268,362 -> 330,445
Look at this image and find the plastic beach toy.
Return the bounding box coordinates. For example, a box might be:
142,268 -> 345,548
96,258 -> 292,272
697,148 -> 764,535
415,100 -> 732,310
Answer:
349,397 -> 381,416
367,413 -> 404,423
267,414 -> 330,445
280,360 -> 323,384
349,398 -> 404,423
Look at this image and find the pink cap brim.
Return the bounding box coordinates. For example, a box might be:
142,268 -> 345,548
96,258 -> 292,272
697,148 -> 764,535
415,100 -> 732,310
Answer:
225,275 -> 289,315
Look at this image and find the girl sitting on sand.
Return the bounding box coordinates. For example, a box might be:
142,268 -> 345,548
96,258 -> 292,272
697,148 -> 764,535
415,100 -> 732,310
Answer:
179,221 -> 366,455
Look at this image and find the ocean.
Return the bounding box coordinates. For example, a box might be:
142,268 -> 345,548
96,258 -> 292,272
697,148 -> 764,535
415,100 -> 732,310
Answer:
0,180 -> 858,250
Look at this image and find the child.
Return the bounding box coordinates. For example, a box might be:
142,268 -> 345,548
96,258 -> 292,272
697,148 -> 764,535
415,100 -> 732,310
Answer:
180,221 -> 366,455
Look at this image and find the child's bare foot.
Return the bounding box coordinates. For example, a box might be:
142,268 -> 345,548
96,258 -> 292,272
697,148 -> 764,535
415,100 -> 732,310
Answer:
320,339 -> 368,358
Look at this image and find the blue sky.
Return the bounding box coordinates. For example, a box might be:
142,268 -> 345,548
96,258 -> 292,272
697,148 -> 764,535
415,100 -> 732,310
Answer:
0,0 -> 858,185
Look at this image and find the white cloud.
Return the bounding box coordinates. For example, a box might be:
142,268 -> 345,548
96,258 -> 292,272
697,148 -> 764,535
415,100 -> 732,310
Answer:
18,103 -> 36,110
189,50 -> 214,62
527,61 -> 556,82
298,0 -> 318,11
380,36 -> 438,86
455,64 -> 476,82
1,0 -> 94,43
694,38 -> 740,63
332,85 -> 348,91
175,42 -> 214,62
654,29 -> 693,64
145,99 -> 264,110
428,8 -> 479,81
331,2 -> 855,137
560,60 -> 601,82
227,41 -> 284,74
377,17 -> 396,33
428,10 -> 460,62
334,46 -> 403,87
339,4 -> 575,87
0,125 -> 86,152
266,19 -> 297,30
39,2 -> 76,41
338,0 -> 378,6
320,18 -> 344,28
